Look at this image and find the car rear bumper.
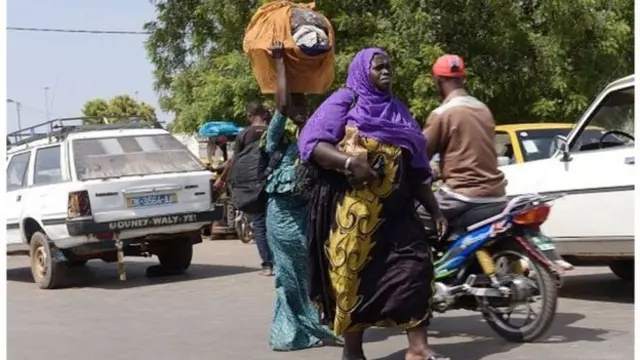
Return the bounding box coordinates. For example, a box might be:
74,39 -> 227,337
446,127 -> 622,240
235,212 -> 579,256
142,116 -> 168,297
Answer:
554,236 -> 634,259
65,205 -> 224,237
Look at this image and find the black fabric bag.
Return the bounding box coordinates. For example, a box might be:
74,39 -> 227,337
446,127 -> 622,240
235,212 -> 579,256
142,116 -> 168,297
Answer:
291,161 -> 319,201
229,142 -> 284,215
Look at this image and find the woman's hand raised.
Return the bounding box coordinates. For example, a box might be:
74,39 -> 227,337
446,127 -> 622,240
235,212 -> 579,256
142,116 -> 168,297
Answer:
269,41 -> 285,60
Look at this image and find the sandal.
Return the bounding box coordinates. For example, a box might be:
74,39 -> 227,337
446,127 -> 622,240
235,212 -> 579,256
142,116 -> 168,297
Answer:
406,352 -> 450,360
259,268 -> 274,276
313,336 -> 344,348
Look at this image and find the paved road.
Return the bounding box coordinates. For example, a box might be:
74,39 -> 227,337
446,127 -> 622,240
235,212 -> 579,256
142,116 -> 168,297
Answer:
7,240 -> 634,360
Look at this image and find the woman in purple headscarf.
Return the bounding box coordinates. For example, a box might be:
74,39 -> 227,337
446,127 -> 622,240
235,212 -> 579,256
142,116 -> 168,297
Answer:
298,48 -> 449,360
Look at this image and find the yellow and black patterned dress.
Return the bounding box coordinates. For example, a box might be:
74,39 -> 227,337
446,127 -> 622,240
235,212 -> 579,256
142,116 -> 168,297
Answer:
308,126 -> 435,335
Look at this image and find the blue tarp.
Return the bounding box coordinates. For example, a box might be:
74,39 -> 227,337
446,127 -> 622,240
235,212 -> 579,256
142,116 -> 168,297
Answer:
198,121 -> 244,138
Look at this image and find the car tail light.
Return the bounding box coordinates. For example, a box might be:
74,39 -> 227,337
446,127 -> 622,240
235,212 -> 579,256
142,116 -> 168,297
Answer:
513,204 -> 550,225
94,232 -> 112,240
68,190 -> 92,218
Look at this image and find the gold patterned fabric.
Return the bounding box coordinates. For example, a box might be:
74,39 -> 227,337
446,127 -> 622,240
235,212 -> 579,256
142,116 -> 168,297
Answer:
308,126 -> 434,335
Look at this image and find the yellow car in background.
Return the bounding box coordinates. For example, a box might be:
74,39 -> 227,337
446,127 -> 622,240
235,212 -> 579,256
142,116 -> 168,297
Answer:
494,123 -> 608,164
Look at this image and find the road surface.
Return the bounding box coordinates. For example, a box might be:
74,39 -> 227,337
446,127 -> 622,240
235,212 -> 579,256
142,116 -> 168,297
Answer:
7,240 -> 634,360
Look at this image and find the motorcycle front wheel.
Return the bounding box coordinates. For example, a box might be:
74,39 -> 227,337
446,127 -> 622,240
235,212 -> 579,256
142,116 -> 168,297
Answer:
481,243 -> 558,342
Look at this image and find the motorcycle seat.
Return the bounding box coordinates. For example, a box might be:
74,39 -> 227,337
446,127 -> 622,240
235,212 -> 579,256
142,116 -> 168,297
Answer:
450,201 -> 508,231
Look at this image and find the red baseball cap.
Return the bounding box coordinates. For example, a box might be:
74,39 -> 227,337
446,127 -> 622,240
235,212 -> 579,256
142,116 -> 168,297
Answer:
432,54 -> 465,78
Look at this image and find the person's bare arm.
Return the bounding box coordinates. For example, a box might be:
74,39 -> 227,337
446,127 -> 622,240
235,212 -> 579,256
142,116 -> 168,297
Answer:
415,182 -> 447,238
217,130 -> 247,182
414,183 -> 441,216
311,142 -> 351,170
271,41 -> 288,114
217,158 -> 234,182
312,142 -> 380,186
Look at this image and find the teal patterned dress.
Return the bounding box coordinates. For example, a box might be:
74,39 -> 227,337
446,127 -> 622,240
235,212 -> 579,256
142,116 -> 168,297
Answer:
264,111 -> 335,351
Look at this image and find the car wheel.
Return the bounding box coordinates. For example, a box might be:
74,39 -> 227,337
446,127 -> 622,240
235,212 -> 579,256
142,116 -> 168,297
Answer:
609,260 -> 634,282
67,260 -> 88,267
29,232 -> 66,289
156,237 -> 193,273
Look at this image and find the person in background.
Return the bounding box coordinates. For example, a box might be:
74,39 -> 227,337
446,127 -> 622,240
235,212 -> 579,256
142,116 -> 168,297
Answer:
264,40 -> 337,351
214,102 -> 274,276
208,136 -> 234,230
418,54 -> 508,225
207,136 -> 229,172
299,48 -> 448,360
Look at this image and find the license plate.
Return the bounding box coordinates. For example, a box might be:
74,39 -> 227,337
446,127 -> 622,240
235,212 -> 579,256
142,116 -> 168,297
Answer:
127,193 -> 177,208
527,234 -> 556,251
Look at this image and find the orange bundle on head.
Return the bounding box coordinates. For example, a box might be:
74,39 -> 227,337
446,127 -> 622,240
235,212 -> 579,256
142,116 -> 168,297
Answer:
243,1 -> 335,94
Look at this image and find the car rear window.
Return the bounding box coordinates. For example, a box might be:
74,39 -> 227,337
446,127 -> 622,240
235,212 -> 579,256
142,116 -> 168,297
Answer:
73,134 -> 204,180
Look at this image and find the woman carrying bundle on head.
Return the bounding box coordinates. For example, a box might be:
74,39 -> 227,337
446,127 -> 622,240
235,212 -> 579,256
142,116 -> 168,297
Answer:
262,41 -> 339,352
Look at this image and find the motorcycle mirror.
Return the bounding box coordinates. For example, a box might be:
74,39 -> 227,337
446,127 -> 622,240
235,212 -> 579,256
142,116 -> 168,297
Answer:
552,135 -> 572,162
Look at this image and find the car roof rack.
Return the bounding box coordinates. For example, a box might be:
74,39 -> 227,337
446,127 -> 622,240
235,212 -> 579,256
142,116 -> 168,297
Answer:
7,116 -> 164,149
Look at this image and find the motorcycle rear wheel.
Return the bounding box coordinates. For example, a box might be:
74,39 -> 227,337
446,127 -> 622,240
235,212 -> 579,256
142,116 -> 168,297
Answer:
482,244 -> 558,342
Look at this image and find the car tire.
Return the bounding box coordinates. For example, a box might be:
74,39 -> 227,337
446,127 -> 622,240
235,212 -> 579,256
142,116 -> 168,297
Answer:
29,232 -> 66,289
157,237 -> 193,272
67,260 -> 88,267
609,260 -> 634,282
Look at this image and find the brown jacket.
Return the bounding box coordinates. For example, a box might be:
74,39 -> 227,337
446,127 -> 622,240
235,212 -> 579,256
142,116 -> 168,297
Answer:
423,90 -> 506,198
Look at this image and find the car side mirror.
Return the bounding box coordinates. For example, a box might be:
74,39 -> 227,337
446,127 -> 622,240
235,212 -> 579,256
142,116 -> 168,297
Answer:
553,135 -> 572,162
497,156 -> 511,167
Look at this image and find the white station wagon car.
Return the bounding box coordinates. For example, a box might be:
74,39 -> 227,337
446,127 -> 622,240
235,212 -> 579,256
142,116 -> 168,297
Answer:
6,117 -> 223,289
501,75 -> 635,281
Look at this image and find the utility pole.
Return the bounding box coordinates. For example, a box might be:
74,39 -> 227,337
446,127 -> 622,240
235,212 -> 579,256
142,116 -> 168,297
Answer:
7,99 -> 22,131
44,86 -> 50,121
15,102 -> 22,130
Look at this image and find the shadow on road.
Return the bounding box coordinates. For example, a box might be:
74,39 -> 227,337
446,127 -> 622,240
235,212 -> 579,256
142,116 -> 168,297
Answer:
559,272 -> 634,304
7,261 -> 258,289
358,271 -> 633,350
374,312 -> 614,360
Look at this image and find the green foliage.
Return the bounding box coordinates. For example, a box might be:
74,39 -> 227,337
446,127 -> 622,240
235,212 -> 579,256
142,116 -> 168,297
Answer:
145,0 -> 634,133
81,95 -> 157,124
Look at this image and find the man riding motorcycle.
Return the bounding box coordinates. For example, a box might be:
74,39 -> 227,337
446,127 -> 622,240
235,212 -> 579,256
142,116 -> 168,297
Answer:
419,54 -> 572,271
419,54 -> 508,224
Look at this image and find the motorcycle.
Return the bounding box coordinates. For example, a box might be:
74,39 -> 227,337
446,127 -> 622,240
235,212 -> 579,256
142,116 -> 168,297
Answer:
429,193 -> 564,342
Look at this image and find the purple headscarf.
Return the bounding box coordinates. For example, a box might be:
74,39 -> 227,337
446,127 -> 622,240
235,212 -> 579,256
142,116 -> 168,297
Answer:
297,48 -> 431,174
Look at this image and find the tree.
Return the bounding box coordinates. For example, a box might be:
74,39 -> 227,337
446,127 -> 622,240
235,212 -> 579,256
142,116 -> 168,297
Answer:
81,94 -> 157,124
145,0 -> 633,133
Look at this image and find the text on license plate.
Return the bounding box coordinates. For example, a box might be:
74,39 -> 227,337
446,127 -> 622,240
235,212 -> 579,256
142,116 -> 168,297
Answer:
127,193 -> 177,208
528,234 -> 556,251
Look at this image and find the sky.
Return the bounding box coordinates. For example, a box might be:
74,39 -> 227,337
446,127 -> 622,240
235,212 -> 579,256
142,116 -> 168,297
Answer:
6,0 -> 169,134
